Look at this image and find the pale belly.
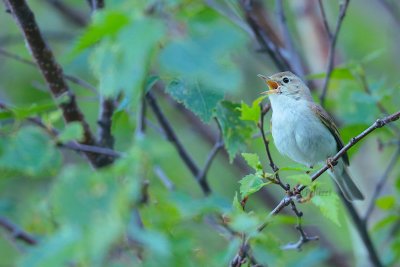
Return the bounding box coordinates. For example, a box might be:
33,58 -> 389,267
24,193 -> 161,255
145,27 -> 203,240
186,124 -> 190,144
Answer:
271,102 -> 337,167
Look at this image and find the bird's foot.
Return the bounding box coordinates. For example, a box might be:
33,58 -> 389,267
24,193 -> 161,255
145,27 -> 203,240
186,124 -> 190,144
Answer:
326,158 -> 336,170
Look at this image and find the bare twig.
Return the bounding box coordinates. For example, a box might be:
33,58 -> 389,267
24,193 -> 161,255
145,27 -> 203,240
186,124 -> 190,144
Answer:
318,0 -> 332,38
319,0 -> 351,106
0,216 -> 37,245
239,0 -> 290,71
0,48 -> 98,94
154,166 -> 175,191
377,0 -> 400,26
45,0 -> 88,27
364,146 -> 400,222
276,0 -> 305,78
146,91 -> 211,195
281,202 -> 319,250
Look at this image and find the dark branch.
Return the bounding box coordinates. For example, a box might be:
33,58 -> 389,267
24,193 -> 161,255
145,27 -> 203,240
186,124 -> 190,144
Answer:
239,0 -> 290,71
146,91 -> 211,195
318,0 -> 332,38
0,216 -> 37,245
45,0 -> 88,27
364,146 -> 400,222
4,0 -> 113,167
319,0 -> 351,106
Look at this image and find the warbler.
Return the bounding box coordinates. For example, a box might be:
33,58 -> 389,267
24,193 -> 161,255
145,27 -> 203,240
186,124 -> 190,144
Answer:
258,71 -> 364,201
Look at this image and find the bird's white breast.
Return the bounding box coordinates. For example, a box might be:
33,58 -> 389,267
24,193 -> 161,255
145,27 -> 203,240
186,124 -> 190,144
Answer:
269,95 -> 337,167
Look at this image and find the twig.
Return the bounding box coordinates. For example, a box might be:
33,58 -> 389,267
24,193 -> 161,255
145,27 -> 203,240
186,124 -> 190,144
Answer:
45,0 -> 88,27
318,0 -> 332,38
0,48 -> 98,94
59,142 -> 122,158
97,97 -> 115,148
377,0 -> 400,27
0,216 -> 37,245
239,0 -> 290,71
146,91 -> 211,195
319,0 -> 351,106
281,202 -> 318,250
276,0 -> 305,78
154,166 -> 175,191
364,146 -> 400,222
4,0 -> 112,167
258,103 -> 287,190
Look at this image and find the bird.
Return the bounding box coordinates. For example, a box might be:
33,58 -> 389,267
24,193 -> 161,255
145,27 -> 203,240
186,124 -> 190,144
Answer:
258,71 -> 364,201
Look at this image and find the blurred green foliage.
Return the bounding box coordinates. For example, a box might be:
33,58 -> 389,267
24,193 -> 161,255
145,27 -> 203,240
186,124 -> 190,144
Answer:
0,0 -> 399,267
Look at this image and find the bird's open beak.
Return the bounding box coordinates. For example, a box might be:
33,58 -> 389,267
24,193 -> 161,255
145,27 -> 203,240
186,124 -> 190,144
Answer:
257,74 -> 280,95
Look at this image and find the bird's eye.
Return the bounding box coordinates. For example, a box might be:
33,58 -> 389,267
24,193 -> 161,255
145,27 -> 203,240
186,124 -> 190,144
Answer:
282,77 -> 289,83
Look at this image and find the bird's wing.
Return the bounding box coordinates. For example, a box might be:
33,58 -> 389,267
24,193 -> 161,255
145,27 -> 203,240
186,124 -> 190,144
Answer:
310,103 -> 349,165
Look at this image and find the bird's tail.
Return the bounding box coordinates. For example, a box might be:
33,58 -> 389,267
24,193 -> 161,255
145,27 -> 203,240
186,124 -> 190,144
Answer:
328,161 -> 364,201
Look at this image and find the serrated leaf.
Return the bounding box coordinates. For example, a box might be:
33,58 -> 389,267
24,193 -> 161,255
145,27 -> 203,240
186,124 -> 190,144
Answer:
239,174 -> 270,198
90,18 -> 164,106
311,194 -> 341,226
376,195 -> 396,210
286,174 -> 311,185
165,79 -> 223,123
216,101 -> 253,162
57,122 -> 84,143
239,96 -> 265,122
229,213 -> 260,234
241,153 -> 262,171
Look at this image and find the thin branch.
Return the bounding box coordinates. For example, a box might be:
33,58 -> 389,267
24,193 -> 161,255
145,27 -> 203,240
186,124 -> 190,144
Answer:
0,48 -> 98,94
154,166 -> 175,191
276,0 -> 304,78
364,146 -> 400,222
281,202 -> 318,250
377,0 -> 400,27
59,142 -> 122,158
319,0 -> 351,106
97,97 -> 115,148
0,216 -> 37,245
4,0 -> 112,167
318,0 -> 332,38
45,0 -> 88,27
146,91 -> 211,195
239,0 -> 290,71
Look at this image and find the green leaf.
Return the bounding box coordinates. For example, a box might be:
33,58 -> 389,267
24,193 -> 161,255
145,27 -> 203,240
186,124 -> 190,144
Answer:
165,79 -> 223,123
232,192 -> 243,213
159,16 -> 245,93
239,96 -> 265,122
90,17 -> 164,106
311,194 -> 341,226
372,214 -> 399,232
72,11 -> 130,54
216,101 -> 253,162
376,195 -> 396,210
57,122 -> 84,143
241,153 -> 263,171
307,67 -> 354,80
239,174 -> 270,198
286,174 -> 311,185
229,213 -> 260,235
279,165 -> 313,172
0,126 -> 61,178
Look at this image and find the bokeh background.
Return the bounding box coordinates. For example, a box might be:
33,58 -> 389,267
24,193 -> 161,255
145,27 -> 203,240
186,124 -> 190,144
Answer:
0,0 -> 399,266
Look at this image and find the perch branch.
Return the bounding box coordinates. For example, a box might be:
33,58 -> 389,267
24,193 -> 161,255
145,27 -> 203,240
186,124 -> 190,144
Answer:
0,216 -> 37,245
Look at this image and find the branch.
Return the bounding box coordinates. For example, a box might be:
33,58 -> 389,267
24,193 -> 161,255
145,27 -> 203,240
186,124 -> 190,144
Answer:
318,0 -> 332,38
146,91 -> 211,195
276,0 -> 305,78
364,146 -> 400,222
0,216 -> 37,245
45,0 -> 88,27
281,202 -> 318,250
4,0 -> 112,168
239,0 -> 290,71
319,0 -> 351,106
0,45 -> 98,94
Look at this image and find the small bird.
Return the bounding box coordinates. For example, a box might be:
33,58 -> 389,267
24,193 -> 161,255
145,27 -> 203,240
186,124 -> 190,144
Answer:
258,71 -> 364,201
